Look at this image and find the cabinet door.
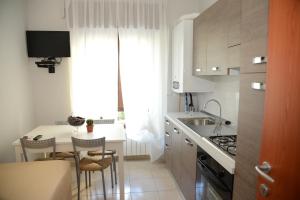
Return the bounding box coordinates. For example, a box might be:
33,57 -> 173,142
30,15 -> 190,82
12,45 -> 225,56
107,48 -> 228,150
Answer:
164,144 -> 172,170
227,0 -> 241,47
193,13 -> 208,76
206,0 -> 229,75
181,133 -> 197,200
171,125 -> 182,184
233,73 -> 266,200
226,0 -> 241,68
240,0 -> 268,73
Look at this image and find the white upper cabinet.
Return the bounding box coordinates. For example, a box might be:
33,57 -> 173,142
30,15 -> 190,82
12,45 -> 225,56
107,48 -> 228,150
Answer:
172,19 -> 215,93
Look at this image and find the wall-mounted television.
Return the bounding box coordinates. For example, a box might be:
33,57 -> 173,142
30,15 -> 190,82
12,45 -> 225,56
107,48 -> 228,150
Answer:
26,31 -> 71,58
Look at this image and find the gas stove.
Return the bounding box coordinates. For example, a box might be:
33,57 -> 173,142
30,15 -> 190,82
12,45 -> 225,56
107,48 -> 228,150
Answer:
208,135 -> 237,157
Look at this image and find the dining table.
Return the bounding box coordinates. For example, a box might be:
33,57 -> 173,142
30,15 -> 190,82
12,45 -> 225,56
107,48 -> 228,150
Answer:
12,123 -> 126,200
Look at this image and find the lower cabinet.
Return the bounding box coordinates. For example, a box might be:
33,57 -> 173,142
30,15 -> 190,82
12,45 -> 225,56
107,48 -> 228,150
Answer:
181,134 -> 197,200
164,118 -> 197,200
171,125 -> 182,184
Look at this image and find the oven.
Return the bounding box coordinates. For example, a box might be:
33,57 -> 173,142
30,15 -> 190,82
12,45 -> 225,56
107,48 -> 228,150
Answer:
196,146 -> 234,200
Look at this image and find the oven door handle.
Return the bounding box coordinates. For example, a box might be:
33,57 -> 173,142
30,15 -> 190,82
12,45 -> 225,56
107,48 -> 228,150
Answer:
197,159 -> 231,192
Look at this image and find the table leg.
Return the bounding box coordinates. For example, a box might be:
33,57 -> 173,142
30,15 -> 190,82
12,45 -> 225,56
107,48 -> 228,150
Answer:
117,143 -> 125,200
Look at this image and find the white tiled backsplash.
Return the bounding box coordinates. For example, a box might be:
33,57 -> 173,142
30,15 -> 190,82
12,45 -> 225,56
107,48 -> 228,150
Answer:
179,76 -> 240,127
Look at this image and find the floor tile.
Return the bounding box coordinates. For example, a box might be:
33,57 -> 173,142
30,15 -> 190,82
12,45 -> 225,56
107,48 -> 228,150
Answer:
130,178 -> 157,193
158,190 -> 184,200
154,177 -> 177,191
130,192 -> 160,200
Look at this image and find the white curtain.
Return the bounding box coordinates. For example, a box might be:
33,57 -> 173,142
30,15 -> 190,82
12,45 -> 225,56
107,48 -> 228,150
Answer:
66,0 -> 168,160
70,28 -> 118,119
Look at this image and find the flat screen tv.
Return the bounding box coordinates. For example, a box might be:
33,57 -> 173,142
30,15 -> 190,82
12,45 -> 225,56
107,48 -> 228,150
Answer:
26,31 -> 71,58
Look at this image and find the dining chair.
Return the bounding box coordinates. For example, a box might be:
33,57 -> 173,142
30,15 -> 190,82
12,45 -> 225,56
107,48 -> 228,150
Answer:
20,137 -> 60,162
71,137 -> 113,200
50,121 -> 76,160
87,119 -> 118,185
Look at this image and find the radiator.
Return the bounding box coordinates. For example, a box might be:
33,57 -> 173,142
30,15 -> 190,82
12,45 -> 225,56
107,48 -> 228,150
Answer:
124,137 -> 151,156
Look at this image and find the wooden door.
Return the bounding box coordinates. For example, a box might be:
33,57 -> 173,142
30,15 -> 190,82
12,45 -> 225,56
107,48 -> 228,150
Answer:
256,0 -> 300,199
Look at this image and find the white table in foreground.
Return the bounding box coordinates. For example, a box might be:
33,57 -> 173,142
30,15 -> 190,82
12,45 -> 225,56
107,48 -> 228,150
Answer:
12,124 -> 126,200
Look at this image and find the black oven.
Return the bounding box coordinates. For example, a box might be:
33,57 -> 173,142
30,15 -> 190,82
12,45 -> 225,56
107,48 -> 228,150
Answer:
196,146 -> 234,200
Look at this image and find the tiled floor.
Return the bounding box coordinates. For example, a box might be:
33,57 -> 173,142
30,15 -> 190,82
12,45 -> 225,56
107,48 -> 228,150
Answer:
71,160 -> 185,200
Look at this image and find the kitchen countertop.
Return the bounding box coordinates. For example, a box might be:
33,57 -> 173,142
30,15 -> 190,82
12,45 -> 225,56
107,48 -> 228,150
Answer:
166,112 -> 236,174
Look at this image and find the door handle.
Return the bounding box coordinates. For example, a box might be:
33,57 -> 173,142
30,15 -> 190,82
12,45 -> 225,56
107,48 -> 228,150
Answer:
255,161 -> 275,183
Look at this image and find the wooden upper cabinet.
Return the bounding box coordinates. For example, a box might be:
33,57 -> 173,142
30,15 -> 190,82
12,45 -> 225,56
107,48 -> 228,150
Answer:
226,0 -> 241,68
193,12 -> 208,76
193,0 -> 242,76
240,0 -> 268,73
206,0 -> 229,75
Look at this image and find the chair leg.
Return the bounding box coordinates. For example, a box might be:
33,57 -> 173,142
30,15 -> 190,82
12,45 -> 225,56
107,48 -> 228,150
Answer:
112,155 -> 117,184
110,164 -> 114,188
77,172 -> 81,200
85,171 -> 88,188
101,170 -> 106,200
89,171 -> 91,186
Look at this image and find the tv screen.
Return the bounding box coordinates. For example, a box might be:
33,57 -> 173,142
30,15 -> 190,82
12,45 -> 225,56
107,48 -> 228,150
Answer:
26,31 -> 71,58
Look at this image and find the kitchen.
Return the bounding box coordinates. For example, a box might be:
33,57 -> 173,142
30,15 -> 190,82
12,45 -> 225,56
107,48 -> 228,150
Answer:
0,0 -> 299,200
165,0 -> 300,200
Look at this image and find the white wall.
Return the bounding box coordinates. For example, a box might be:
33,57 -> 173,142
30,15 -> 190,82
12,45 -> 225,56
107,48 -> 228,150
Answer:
177,76 -> 240,127
197,76 -> 240,126
0,0 -> 35,162
26,0 -> 72,125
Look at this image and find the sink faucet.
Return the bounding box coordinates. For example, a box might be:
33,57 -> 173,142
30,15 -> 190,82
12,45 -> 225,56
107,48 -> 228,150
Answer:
203,99 -> 222,135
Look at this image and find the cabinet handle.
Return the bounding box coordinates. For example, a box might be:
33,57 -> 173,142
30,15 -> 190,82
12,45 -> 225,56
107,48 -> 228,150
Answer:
165,120 -> 170,126
251,82 -> 266,91
184,138 -> 193,147
173,128 -> 179,134
165,144 -> 169,150
211,67 -> 220,71
195,68 -> 201,72
253,56 -> 267,64
165,132 -> 170,137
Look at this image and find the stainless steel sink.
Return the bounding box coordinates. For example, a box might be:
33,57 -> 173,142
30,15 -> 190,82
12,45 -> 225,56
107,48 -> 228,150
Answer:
178,117 -> 216,126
